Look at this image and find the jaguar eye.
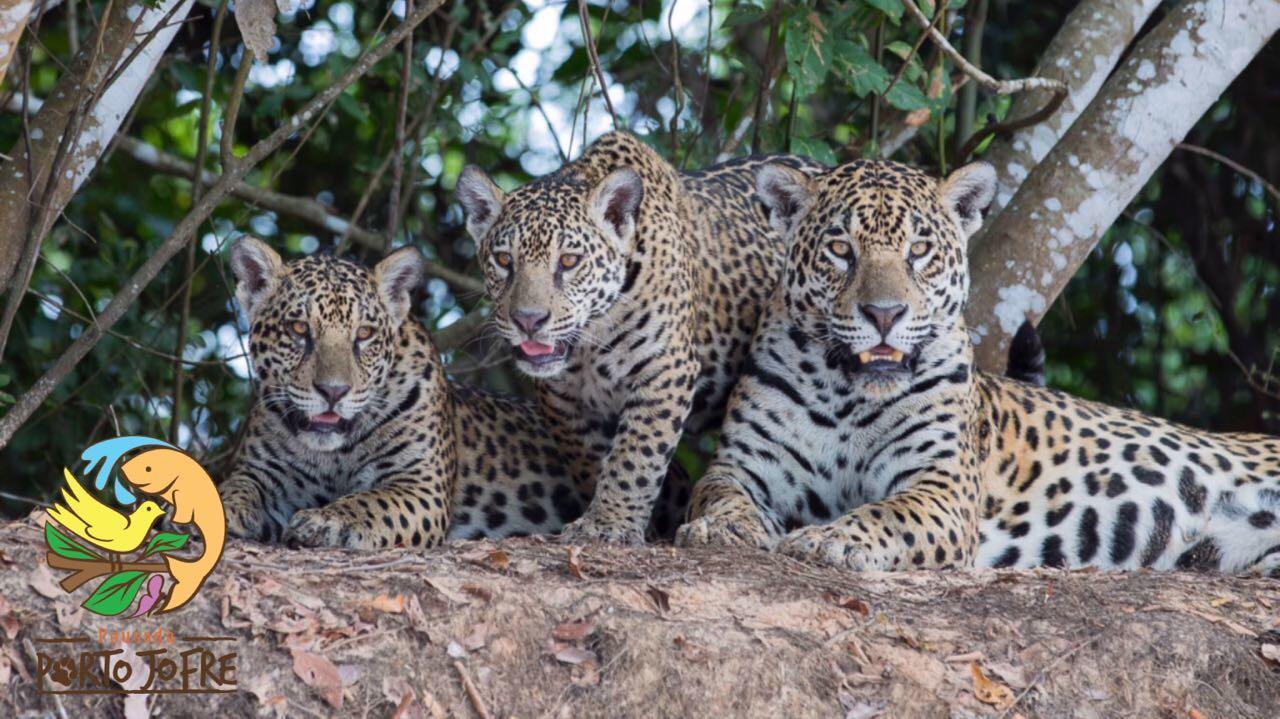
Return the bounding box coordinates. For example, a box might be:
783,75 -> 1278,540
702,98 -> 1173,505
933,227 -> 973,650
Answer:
494,251 -> 513,268
910,240 -> 931,258
558,253 -> 582,270
828,240 -> 852,260
355,326 -> 375,341
290,320 -> 309,336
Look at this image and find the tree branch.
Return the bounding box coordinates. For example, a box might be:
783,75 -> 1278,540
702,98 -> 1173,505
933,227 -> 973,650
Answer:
578,0 -> 618,130
902,0 -> 1067,163
965,0 -> 1280,372
977,0 -> 1163,220
0,0 -> 449,450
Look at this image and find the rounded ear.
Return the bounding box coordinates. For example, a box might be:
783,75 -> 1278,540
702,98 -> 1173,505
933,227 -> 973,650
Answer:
755,163 -> 814,236
588,167 -> 644,250
456,165 -> 505,242
374,246 -> 426,323
229,236 -> 283,318
939,161 -> 996,239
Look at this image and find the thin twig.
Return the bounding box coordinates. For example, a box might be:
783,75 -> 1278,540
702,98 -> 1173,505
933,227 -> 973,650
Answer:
453,660 -> 492,719
386,0 -> 415,244
171,0 -> 228,443
577,0 -> 617,129
902,0 -> 1066,162
1176,142 -> 1280,207
220,51 -> 252,171
667,0 -> 684,156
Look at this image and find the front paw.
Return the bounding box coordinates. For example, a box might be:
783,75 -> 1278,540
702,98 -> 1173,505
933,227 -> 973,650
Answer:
284,507 -> 365,550
675,514 -> 772,550
775,524 -> 882,571
558,514 -> 645,546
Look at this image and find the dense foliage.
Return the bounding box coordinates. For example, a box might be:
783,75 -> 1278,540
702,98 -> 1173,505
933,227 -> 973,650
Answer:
1,0 -> 1276,511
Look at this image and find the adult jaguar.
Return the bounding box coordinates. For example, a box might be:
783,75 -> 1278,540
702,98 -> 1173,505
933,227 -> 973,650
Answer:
456,132 -> 824,544
677,158 -> 1280,575
219,238 -> 688,549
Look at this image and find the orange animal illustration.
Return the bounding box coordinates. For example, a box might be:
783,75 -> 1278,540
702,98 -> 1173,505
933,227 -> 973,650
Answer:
119,448 -> 226,612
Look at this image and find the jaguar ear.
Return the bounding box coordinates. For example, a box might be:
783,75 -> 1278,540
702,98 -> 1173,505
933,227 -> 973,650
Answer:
589,167 -> 644,250
940,161 -> 996,239
374,246 -> 426,324
456,165 -> 506,242
755,163 -> 814,236
229,236 -> 283,318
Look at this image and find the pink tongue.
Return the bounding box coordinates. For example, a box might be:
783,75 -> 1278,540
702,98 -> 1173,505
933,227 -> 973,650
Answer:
311,412 -> 341,424
520,341 -> 555,357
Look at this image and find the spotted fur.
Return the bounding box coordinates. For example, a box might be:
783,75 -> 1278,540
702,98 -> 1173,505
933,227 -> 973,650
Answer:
457,132 -> 823,544
677,159 -> 1280,575
219,239 -> 688,549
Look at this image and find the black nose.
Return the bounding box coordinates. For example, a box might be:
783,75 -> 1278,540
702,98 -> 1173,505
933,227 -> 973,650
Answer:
314,383 -> 350,405
858,303 -> 908,337
511,308 -> 550,335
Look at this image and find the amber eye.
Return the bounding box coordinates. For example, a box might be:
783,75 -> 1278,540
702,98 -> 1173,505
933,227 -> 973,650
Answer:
558,253 -> 582,270
494,251 -> 513,268
290,320 -> 309,336
910,241 -> 931,258
355,326 -> 375,341
828,240 -> 852,260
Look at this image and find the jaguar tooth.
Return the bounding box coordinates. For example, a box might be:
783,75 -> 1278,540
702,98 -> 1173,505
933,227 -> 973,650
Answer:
858,351 -> 874,364
889,350 -> 904,363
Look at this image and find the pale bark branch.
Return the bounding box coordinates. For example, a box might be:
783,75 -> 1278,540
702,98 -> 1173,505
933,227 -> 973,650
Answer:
0,0 -> 35,88
977,0 -> 1164,220
578,0 -> 618,129
966,0 -> 1280,373
0,0 -> 449,450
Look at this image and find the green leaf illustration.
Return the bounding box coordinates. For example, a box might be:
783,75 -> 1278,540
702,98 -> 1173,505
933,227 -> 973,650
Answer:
140,531 -> 189,557
82,571 -> 149,617
45,522 -> 102,561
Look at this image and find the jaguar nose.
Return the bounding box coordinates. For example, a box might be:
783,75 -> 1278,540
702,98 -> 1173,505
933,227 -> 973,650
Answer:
858,303 -> 908,337
511,308 -> 550,335
314,383 -> 351,405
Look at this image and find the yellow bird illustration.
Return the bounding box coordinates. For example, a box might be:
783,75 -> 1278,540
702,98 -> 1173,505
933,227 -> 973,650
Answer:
46,468 -> 164,553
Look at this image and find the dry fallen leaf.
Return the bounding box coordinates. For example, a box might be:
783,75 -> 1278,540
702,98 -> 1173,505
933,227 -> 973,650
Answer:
461,584 -> 492,602
646,585 -> 670,612
1210,597 -> 1232,608
1261,643 -> 1280,664
456,622 -> 490,653
235,0 -> 281,61
553,644 -> 598,665
291,647 -> 345,709
823,591 -> 871,617
567,546 -> 586,580
552,621 -> 596,642
354,594 -> 406,614
971,662 -> 1015,710
28,564 -> 61,599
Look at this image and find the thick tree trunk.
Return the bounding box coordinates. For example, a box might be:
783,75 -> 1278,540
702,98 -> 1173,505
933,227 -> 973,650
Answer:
966,0 -> 1280,373
977,0 -> 1163,219
0,0 -> 194,290
0,518 -> 1276,717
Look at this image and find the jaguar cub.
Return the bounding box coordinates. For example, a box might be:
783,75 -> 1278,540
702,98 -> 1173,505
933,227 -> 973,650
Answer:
678,159 -> 1280,575
219,238 -> 687,549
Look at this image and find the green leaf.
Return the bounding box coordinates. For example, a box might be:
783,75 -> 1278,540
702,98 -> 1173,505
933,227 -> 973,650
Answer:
335,92 -> 369,124
884,79 -> 930,111
45,522 -> 102,561
832,40 -> 890,98
864,0 -> 904,24
784,9 -> 831,98
140,531 -> 189,557
791,137 -> 838,167
723,5 -> 768,28
82,571 -> 149,617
